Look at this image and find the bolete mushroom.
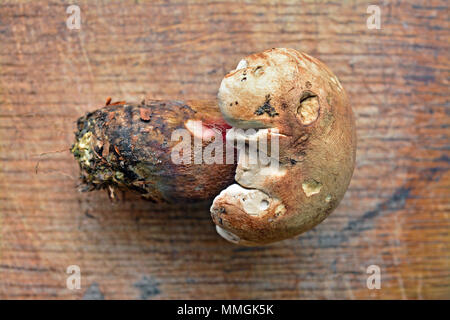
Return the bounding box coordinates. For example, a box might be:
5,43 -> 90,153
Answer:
210,48 -> 356,245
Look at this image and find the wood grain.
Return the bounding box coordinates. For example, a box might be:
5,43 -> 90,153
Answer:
0,0 -> 448,299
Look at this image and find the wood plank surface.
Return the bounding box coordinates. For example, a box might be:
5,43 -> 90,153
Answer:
0,0 -> 448,299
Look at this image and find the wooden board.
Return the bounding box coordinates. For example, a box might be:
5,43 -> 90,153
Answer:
0,0 -> 448,299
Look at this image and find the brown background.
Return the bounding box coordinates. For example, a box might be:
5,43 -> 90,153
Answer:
0,0 -> 448,299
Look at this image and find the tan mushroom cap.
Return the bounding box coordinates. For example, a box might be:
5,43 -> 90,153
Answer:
211,48 -> 356,245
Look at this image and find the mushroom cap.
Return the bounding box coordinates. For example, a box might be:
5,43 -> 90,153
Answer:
211,48 -> 356,245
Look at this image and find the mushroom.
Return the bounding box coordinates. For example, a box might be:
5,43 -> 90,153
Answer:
210,48 -> 356,245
